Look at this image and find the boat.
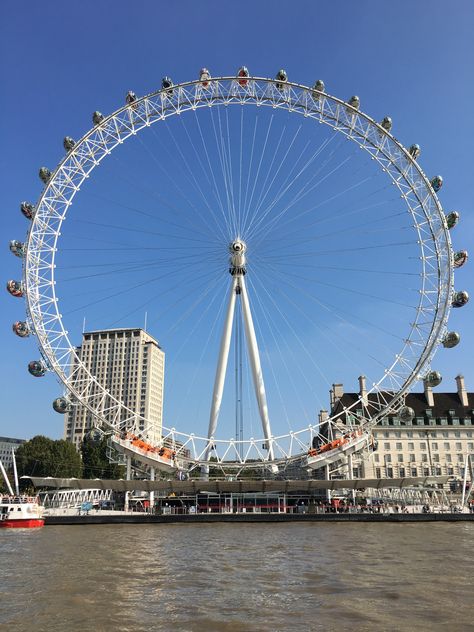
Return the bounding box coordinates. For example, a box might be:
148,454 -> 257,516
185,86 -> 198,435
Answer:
0,495 -> 44,528
0,450 -> 44,528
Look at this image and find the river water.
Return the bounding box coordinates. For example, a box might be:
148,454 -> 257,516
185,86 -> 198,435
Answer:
1,522 -> 472,632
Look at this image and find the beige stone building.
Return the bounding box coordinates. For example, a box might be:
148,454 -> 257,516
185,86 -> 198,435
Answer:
65,328 -> 165,449
328,375 -> 473,481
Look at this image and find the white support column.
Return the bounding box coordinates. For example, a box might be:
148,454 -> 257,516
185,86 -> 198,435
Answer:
149,466 -> 155,513
239,275 -> 274,460
125,455 -> 132,512
203,276 -> 238,472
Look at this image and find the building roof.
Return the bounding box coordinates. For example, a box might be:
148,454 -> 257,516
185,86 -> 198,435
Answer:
25,476 -> 451,493
333,391 -> 473,416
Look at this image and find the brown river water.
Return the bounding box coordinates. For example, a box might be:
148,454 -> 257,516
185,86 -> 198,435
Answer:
0,522 -> 472,632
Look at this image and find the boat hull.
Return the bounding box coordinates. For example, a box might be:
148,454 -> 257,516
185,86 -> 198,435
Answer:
0,518 -> 44,529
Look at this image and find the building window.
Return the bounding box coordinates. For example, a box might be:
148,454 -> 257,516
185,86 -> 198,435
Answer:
384,443 -> 390,450
420,442 -> 426,450
409,454 -> 416,462
411,467 -> 418,477
432,442 -> 438,450
397,454 -> 403,463
408,442 -> 414,450
396,442 -> 402,450
421,454 -> 428,462
384,454 -> 391,463
456,442 -> 462,451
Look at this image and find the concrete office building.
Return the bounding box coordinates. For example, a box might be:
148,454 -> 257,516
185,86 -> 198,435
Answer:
65,328 -> 165,450
0,437 -> 25,470
328,375 -> 473,481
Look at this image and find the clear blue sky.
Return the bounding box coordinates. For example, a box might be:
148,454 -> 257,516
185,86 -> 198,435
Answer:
1,0 -> 473,442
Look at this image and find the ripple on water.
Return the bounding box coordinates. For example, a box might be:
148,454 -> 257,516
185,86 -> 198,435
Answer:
0,522 -> 473,631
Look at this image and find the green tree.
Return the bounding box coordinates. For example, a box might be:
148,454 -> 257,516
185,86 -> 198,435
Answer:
15,435 -> 82,479
81,436 -> 125,479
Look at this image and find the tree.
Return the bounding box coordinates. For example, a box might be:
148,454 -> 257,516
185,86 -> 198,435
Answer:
14,435 -> 82,480
81,436 -> 125,479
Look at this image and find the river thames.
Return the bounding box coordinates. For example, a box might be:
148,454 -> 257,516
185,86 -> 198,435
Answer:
1,522 -> 472,631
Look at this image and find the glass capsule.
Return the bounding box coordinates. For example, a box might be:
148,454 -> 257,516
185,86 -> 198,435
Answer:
275,69 -> 288,90
381,116 -> 392,131
126,90 -> 137,104
312,79 -> 325,98
63,136 -> 76,151
161,77 -> 174,96
39,167 -> 51,184
408,144 -> 421,159
237,66 -> 249,86
52,397 -> 71,413
425,371 -> 442,387
430,175 -> 443,192
12,321 -> 30,337
28,360 -> 47,377
92,111 -> 104,125
453,250 -> 468,268
445,211 -> 459,230
398,406 -> 415,422
452,290 -> 469,308
6,280 -> 23,297
20,201 -> 35,220
347,95 -> 360,110
199,67 -> 211,88
442,331 -> 460,348
9,240 -> 25,258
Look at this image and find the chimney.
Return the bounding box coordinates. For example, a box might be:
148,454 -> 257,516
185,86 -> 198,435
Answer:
456,374 -> 469,407
424,380 -> 434,407
318,409 -> 328,423
330,383 -> 344,408
358,375 -> 368,406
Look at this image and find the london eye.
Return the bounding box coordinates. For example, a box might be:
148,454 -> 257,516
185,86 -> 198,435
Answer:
7,68 -> 468,477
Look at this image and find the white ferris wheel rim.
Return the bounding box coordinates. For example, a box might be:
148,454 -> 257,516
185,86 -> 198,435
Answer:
23,75 -> 454,465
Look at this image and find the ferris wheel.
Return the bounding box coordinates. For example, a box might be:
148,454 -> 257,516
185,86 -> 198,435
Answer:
8,67 -> 469,477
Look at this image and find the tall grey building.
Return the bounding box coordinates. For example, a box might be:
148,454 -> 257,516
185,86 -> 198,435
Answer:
64,328 -> 165,450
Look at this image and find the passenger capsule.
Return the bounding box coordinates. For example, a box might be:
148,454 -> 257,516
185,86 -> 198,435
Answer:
199,67 -> 211,88
275,69 -> 288,90
347,95 -> 360,110
425,371 -> 442,387
452,290 -> 469,308
28,360 -> 47,377
312,80 -> 325,98
237,66 -> 250,86
430,175 -> 443,193
92,111 -> 104,125
442,331 -> 460,348
408,144 -> 421,159
52,397 -> 71,414
161,77 -> 174,95
87,427 -> 103,442
9,240 -> 25,258
398,406 -> 415,423
6,280 -> 23,297
12,321 -> 30,337
63,136 -> 75,152
381,116 -> 392,132
20,201 -> 35,220
126,90 -> 137,105
39,167 -> 51,184
445,211 -> 459,230
453,250 -> 468,268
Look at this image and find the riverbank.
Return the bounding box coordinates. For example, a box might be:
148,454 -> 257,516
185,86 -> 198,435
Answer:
45,512 -> 474,525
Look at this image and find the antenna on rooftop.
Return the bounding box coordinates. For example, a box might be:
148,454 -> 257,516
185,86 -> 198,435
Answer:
144,311 -> 148,332
82,317 -> 86,333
